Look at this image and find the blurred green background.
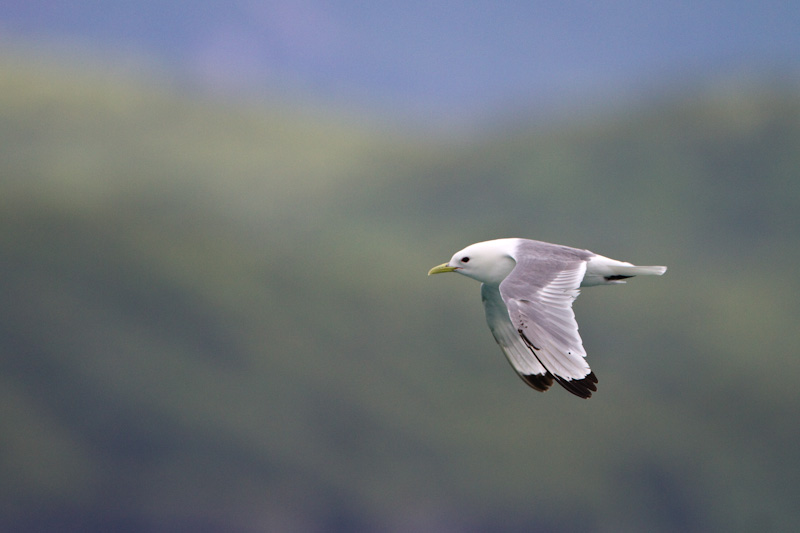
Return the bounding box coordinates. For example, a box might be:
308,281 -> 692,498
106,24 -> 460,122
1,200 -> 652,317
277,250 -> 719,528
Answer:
2,2 -> 800,532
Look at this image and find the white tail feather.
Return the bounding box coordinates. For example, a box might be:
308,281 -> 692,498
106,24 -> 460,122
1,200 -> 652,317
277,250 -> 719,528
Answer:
582,255 -> 667,286
617,265 -> 667,276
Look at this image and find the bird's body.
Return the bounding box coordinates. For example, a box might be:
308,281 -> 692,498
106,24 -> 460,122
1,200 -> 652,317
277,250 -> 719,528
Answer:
428,238 -> 666,398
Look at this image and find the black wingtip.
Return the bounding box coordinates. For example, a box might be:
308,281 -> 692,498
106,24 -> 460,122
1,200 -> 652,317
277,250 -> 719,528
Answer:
520,372 -> 554,392
517,328 -> 598,398
553,371 -> 598,399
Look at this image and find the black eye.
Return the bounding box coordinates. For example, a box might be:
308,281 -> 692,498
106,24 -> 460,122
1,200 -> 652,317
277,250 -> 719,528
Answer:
461,257 -> 470,263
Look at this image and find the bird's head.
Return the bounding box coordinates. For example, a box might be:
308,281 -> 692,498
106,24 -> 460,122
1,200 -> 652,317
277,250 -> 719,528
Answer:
428,239 -> 517,285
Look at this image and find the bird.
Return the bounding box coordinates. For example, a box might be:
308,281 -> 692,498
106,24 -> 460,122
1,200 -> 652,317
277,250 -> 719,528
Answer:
428,238 -> 666,398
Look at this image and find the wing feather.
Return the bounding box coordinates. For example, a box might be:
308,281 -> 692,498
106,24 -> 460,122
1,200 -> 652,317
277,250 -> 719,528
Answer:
481,284 -> 552,392
495,243 -> 598,398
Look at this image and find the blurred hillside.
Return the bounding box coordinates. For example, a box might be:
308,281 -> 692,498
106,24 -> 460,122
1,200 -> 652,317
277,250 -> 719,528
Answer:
1,53 -> 799,532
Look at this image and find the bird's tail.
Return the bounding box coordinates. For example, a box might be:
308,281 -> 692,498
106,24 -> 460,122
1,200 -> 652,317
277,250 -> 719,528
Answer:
617,265 -> 667,277
583,255 -> 667,286
599,264 -> 667,285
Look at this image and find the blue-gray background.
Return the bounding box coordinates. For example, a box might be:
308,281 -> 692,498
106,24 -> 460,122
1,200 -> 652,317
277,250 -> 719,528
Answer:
2,2 -> 799,531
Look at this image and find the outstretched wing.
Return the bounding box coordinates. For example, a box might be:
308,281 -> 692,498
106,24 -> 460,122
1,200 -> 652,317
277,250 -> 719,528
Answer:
484,243 -> 598,398
482,284 -> 554,392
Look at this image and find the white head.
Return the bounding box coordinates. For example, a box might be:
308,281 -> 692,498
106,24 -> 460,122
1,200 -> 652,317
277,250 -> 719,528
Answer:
428,239 -> 518,285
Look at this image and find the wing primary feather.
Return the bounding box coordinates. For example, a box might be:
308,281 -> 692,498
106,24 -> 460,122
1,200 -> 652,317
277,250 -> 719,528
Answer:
518,329 -> 541,351
552,372 -> 598,399
519,328 -> 598,399
520,373 -> 554,392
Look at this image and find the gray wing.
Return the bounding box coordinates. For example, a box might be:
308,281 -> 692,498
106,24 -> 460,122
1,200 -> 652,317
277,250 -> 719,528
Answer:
495,244 -> 598,398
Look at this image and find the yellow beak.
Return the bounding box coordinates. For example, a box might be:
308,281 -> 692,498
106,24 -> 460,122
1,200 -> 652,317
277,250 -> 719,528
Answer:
428,263 -> 458,275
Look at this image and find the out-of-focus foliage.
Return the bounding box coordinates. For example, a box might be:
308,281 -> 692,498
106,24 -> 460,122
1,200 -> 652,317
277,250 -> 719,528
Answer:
2,52 -> 799,532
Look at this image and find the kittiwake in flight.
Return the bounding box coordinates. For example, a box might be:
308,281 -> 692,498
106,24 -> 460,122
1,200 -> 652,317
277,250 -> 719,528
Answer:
428,238 -> 666,398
